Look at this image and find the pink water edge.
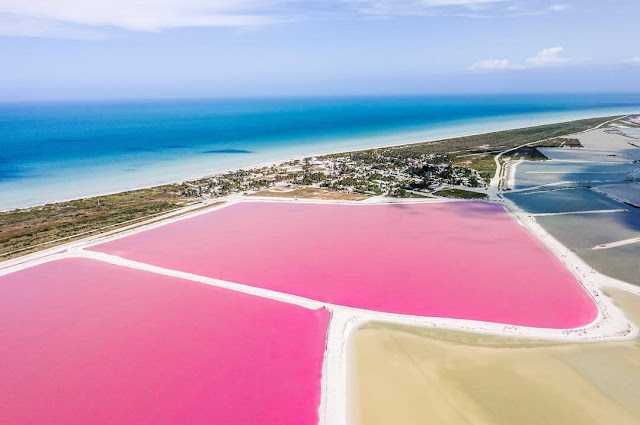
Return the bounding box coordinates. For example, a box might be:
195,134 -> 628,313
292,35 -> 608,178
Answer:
0,258 -> 329,425
91,201 -> 598,328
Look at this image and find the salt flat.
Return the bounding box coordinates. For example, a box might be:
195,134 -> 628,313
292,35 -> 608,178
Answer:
349,288 -> 640,425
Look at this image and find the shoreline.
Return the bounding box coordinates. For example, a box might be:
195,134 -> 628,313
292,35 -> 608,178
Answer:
4,109 -> 638,213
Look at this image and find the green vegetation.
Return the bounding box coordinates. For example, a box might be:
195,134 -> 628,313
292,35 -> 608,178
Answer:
1,187 -> 197,259
542,137 -> 583,148
433,188 -> 487,199
453,154 -> 496,181
379,117 -> 605,157
502,146 -> 549,161
375,116 -> 611,177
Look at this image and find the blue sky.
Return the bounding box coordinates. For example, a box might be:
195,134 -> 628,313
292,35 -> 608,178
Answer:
1,0 -> 639,101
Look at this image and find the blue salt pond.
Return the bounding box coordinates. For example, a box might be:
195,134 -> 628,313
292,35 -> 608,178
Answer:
536,209 -> 640,250
511,161 -> 638,190
504,187 -> 627,214
595,183 -> 640,207
535,209 -> 640,286
537,147 -> 640,163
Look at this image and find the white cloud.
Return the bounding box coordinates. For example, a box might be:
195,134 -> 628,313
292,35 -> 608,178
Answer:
351,1 -> 572,18
347,0 -> 508,16
0,0 -> 512,38
624,57 -> 640,64
0,0 -> 291,36
503,2 -> 568,17
0,14 -> 107,39
525,46 -> 569,67
469,59 -> 518,70
549,4 -> 568,12
349,0 -> 506,7
0,1 -> 584,38
470,46 -> 570,71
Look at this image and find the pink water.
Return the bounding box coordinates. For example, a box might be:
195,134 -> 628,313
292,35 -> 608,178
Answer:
92,201 -> 597,328
0,258 -> 329,425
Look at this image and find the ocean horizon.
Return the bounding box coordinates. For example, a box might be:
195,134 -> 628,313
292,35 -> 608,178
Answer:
2,93 -> 640,211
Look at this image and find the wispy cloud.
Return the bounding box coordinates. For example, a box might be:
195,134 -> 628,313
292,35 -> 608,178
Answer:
0,1 -> 593,39
525,46 -> 570,67
549,3 -> 569,12
349,0 -> 572,18
0,0 -> 294,37
624,57 -> 640,64
345,0 -> 507,16
469,59 -> 519,70
0,14 -> 107,39
470,46 -> 571,71
505,2 -> 568,17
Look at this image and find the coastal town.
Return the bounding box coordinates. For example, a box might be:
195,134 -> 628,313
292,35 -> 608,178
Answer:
181,151 -> 486,199
177,122 -> 615,202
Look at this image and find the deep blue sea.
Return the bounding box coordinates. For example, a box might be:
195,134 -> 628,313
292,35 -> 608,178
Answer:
1,93 -> 640,210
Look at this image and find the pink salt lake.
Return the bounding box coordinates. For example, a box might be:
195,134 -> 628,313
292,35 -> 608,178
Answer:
0,258 -> 329,425
92,201 -> 598,328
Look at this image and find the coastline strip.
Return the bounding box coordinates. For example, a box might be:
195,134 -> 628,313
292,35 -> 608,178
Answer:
531,209 -> 628,217
593,237 -> 640,250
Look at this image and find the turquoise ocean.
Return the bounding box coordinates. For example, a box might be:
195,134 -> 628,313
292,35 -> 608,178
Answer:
1,93 -> 640,210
